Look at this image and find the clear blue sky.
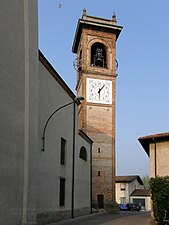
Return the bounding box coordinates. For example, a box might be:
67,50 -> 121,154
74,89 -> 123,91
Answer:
38,0 -> 169,177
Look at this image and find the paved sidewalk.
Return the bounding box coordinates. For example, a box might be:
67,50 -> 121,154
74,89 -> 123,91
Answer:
49,211 -> 150,225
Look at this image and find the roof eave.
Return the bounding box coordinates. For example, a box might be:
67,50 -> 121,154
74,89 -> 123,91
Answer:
138,132 -> 169,157
138,138 -> 150,156
72,19 -> 123,53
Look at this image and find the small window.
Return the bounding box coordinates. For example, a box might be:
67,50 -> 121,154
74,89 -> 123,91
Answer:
79,146 -> 87,161
98,171 -> 101,176
121,188 -> 126,191
98,147 -> 101,153
59,178 -> 65,206
60,138 -> 66,165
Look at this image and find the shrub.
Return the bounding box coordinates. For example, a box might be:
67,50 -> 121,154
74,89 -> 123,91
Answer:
150,176 -> 169,223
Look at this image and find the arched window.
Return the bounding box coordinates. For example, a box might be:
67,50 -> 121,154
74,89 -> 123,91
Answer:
91,43 -> 107,68
79,146 -> 87,161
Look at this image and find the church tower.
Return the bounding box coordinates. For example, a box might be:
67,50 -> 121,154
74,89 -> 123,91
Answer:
72,9 -> 122,210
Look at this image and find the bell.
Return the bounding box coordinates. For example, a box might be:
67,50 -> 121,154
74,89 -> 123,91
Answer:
95,48 -> 103,61
94,48 -> 104,67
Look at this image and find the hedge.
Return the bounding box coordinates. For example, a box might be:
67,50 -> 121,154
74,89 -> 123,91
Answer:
150,176 -> 169,223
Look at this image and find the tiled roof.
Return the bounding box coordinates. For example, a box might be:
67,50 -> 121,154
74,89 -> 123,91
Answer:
130,189 -> 150,197
115,176 -> 143,185
139,132 -> 169,140
138,132 -> 169,156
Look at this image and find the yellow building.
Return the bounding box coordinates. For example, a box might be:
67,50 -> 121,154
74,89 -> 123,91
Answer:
139,132 -> 169,177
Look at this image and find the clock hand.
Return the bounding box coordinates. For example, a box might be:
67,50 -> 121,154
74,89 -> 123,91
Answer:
98,85 -> 105,94
98,89 -> 101,99
100,84 -> 105,91
98,85 -> 105,100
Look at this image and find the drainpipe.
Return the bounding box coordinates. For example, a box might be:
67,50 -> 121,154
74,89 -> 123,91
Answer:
152,138 -> 157,177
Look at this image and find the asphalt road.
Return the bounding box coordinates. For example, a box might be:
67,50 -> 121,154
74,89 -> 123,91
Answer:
51,211 -> 151,225
100,212 -> 151,225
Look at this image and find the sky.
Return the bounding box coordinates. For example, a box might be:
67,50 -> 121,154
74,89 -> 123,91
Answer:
38,0 -> 169,177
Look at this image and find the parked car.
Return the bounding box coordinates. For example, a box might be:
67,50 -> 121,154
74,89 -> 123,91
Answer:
126,203 -> 141,211
118,204 -> 128,211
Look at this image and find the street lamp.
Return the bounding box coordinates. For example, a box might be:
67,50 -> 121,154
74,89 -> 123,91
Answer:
41,96 -> 84,152
41,96 -> 84,219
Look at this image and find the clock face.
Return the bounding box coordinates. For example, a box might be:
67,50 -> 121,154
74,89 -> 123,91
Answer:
87,78 -> 112,104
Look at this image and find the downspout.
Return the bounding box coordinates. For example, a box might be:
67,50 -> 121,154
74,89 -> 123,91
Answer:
152,138 -> 157,177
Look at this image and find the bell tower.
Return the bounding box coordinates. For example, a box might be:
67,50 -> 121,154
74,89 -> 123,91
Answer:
72,9 -> 122,210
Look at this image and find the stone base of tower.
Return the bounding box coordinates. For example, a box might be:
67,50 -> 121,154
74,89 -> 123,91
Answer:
92,201 -> 119,214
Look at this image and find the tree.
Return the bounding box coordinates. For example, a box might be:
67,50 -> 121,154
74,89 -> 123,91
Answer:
141,175 -> 150,189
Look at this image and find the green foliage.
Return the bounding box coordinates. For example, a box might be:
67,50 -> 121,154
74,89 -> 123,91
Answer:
142,175 -> 150,189
150,176 -> 169,223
